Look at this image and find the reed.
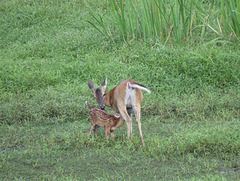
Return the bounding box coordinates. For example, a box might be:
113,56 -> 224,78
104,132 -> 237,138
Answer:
203,0 -> 240,41
86,0 -> 240,44
109,0 -> 201,45
221,0 -> 240,41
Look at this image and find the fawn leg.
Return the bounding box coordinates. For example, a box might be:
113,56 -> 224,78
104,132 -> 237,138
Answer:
110,130 -> 115,139
93,125 -> 99,136
105,127 -> 111,139
88,123 -> 95,137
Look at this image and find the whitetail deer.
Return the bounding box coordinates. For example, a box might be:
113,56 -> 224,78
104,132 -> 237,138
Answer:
86,101 -> 124,139
88,78 -> 151,147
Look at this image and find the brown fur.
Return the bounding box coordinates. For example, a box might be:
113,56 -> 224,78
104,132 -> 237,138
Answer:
86,101 -> 124,139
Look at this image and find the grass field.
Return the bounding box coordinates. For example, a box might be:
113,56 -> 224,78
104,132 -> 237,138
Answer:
0,0 -> 240,180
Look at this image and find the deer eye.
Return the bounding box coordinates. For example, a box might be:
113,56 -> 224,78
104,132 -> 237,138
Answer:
103,93 -> 105,97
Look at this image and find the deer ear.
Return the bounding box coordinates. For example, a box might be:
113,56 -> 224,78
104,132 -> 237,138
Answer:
88,80 -> 96,94
101,77 -> 107,92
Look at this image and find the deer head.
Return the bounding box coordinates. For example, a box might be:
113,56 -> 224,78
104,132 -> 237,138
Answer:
88,77 -> 107,110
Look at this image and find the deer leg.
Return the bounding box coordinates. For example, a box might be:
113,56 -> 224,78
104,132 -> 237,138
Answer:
93,125 -> 99,136
88,123 -> 95,137
130,113 -> 133,134
127,108 -> 133,134
118,107 -> 132,140
110,106 -> 125,132
110,106 -> 126,132
105,126 -> 110,140
110,117 -> 125,132
110,130 -> 115,139
134,105 -> 145,147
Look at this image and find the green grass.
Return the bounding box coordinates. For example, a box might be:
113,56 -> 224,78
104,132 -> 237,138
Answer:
1,0 -> 240,180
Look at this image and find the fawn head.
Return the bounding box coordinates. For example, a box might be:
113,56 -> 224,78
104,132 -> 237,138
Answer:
88,77 -> 107,110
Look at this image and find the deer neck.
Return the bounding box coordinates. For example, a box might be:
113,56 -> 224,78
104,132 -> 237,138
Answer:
105,90 -> 113,108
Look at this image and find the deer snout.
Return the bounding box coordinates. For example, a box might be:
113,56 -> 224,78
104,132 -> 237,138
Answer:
100,105 -> 105,110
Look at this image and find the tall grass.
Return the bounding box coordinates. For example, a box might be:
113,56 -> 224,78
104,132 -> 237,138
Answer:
203,0 -> 240,41
87,0 -> 240,44
221,0 -> 240,41
88,0 -> 203,44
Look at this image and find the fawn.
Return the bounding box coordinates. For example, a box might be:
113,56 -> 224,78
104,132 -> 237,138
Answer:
86,101 -> 124,139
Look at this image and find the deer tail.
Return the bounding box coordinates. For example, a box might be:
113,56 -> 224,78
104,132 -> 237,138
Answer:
85,101 -> 92,109
127,82 -> 151,94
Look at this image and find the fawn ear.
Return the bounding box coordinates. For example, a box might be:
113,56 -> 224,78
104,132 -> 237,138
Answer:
88,80 -> 96,95
101,77 -> 107,92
